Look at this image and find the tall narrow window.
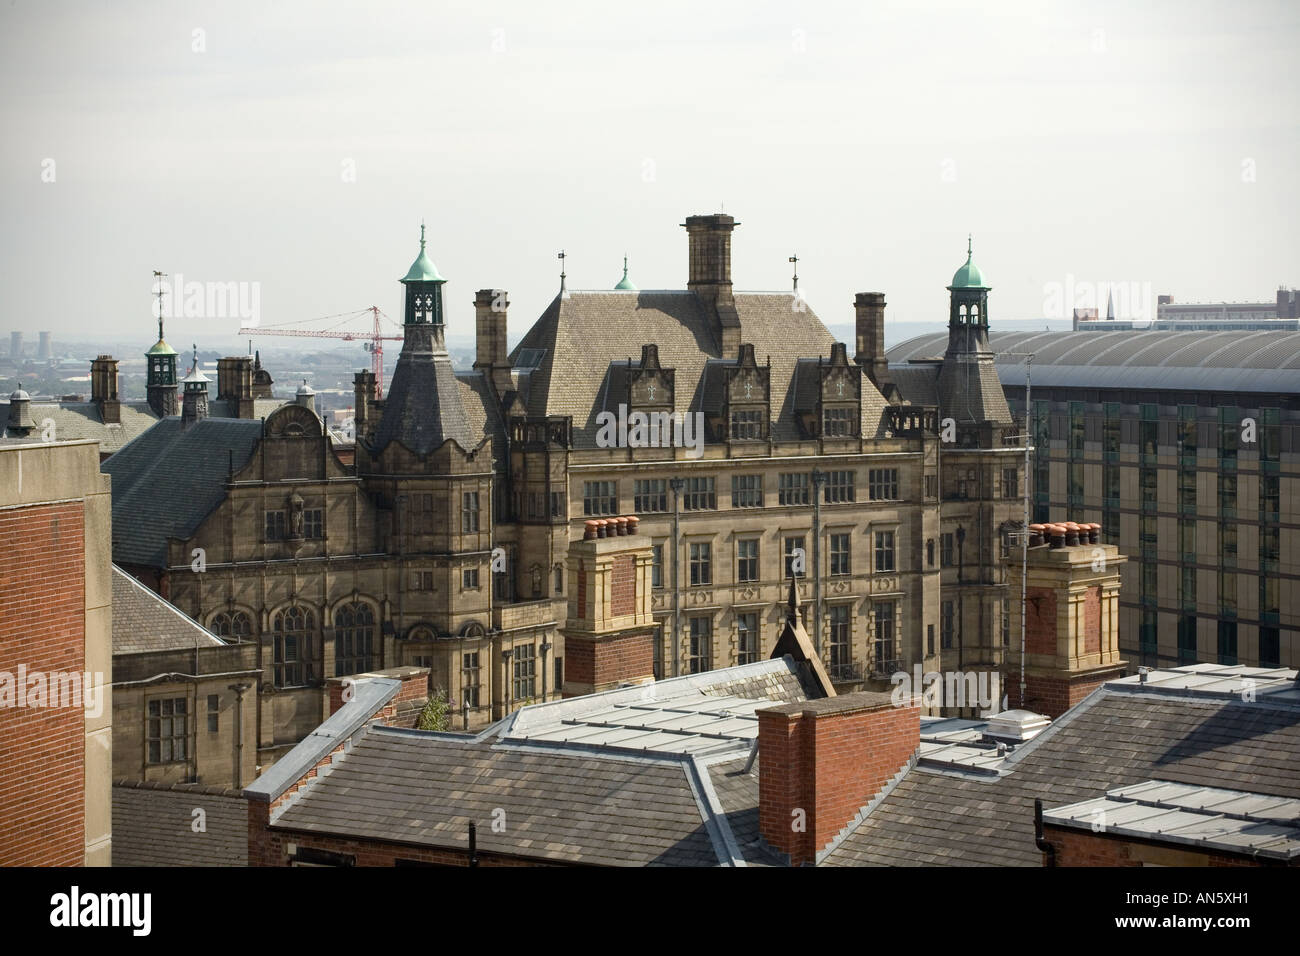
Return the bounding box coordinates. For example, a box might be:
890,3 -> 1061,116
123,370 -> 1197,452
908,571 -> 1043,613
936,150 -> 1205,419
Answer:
273,606 -> 313,687
737,613 -> 759,665
334,602 -> 375,677
147,698 -> 188,764
689,541 -> 712,586
634,479 -> 668,514
829,533 -> 851,576
873,602 -> 897,671
828,605 -> 850,677
512,645 -> 536,701
462,492 -> 480,533
874,531 -> 896,572
736,539 -> 759,583
688,617 -> 712,673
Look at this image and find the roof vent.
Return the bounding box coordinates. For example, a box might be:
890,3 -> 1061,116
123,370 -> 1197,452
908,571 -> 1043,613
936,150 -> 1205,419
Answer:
982,709 -> 1051,744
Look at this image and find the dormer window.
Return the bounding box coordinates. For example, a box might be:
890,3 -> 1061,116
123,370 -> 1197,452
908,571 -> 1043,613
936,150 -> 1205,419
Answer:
730,408 -> 763,440
823,406 -> 855,437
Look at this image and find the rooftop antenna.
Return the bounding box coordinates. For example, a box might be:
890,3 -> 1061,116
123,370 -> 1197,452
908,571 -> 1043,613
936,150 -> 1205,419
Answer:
558,249 -> 566,293
789,255 -> 799,293
152,270 -> 168,342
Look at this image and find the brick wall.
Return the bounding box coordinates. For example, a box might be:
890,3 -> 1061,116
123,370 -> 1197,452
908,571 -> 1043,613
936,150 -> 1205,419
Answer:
758,692 -> 919,866
1044,826 -> 1263,867
610,554 -> 635,617
1017,669 -> 1117,719
1026,586 -> 1057,655
0,501 -> 86,866
563,629 -> 653,695
1083,585 -> 1101,655
249,823 -> 561,867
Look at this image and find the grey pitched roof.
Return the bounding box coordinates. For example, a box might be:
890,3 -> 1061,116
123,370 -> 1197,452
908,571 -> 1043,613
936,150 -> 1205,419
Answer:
258,658 -> 817,866
271,729 -> 722,865
0,399 -> 159,454
111,566 -> 225,654
369,328 -> 480,456
510,291 -> 890,446
884,363 -> 940,407
823,673 -> 1300,866
102,417 -> 263,568
111,782 -> 248,866
889,330 -> 1300,394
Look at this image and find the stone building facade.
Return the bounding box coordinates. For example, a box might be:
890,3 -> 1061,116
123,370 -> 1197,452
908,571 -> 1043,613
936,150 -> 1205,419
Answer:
107,212 -> 1028,772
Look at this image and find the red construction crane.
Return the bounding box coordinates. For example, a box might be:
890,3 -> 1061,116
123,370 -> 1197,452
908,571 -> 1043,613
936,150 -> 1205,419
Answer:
238,306 -> 403,399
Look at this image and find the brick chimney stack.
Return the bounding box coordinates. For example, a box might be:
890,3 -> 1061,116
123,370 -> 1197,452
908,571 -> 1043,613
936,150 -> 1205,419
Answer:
758,691 -> 920,866
473,289 -> 514,399
89,355 -> 120,424
560,516 -> 656,696
684,214 -> 742,357
1004,521 -> 1127,718
853,293 -> 888,388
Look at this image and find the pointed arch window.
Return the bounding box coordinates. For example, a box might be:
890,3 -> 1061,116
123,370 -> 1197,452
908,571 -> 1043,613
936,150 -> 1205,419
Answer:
334,602 -> 375,676
273,606 -> 315,687
210,611 -> 252,641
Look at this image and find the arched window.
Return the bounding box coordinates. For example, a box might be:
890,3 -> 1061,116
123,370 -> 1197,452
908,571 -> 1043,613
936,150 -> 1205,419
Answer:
334,602 -> 375,676
210,611 -> 252,642
273,606 -> 314,687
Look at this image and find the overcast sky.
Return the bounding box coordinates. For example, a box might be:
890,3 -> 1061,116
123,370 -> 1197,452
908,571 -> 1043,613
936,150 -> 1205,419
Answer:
2,0 -> 1297,353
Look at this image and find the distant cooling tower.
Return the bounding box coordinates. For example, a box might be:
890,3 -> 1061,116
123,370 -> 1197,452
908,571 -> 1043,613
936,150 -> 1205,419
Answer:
9,332 -> 22,359
37,331 -> 52,360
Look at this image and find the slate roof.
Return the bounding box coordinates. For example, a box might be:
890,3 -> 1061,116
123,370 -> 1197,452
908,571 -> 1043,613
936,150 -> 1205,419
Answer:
111,566 -> 225,654
260,657 -> 817,866
0,399 -> 160,455
888,330 -> 1300,394
509,291 -> 891,446
823,666 -> 1300,866
112,782 -> 248,866
102,416 -> 263,568
369,327 -> 480,456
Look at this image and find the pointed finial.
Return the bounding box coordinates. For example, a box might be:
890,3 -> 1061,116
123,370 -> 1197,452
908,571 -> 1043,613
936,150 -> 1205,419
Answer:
967,234 -> 973,259
558,249 -> 567,293
786,573 -> 801,622
419,220 -> 426,251
622,253 -> 629,279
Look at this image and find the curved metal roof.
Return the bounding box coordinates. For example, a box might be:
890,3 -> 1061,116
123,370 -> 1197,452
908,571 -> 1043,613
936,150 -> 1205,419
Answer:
887,330 -> 1300,393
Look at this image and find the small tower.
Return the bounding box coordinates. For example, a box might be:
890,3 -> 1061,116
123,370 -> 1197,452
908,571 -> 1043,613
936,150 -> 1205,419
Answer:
401,221 -> 446,332
613,255 -> 637,291
146,314 -> 179,417
6,384 -> 36,435
295,379 -> 316,414
936,236 -> 1012,430
180,345 -> 210,427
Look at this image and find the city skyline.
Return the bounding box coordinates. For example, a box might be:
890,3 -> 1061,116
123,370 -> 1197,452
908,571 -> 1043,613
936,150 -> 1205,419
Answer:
3,0 -> 1298,344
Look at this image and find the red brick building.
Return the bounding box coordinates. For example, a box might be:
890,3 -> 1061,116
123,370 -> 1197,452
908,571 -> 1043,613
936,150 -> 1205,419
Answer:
0,438 -> 113,865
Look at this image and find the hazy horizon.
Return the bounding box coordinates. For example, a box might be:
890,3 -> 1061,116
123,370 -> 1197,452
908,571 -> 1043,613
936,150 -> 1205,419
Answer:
4,0 -> 1297,351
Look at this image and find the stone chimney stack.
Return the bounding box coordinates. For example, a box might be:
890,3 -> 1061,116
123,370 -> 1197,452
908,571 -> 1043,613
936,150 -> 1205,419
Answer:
216,356 -> 255,418
684,214 -> 742,357
295,380 -> 316,414
90,355 -> 120,424
1004,521 -> 1127,718
560,516 -> 656,696
353,370 -> 375,442
853,293 -> 889,388
473,289 -> 514,399
757,691 -> 920,866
